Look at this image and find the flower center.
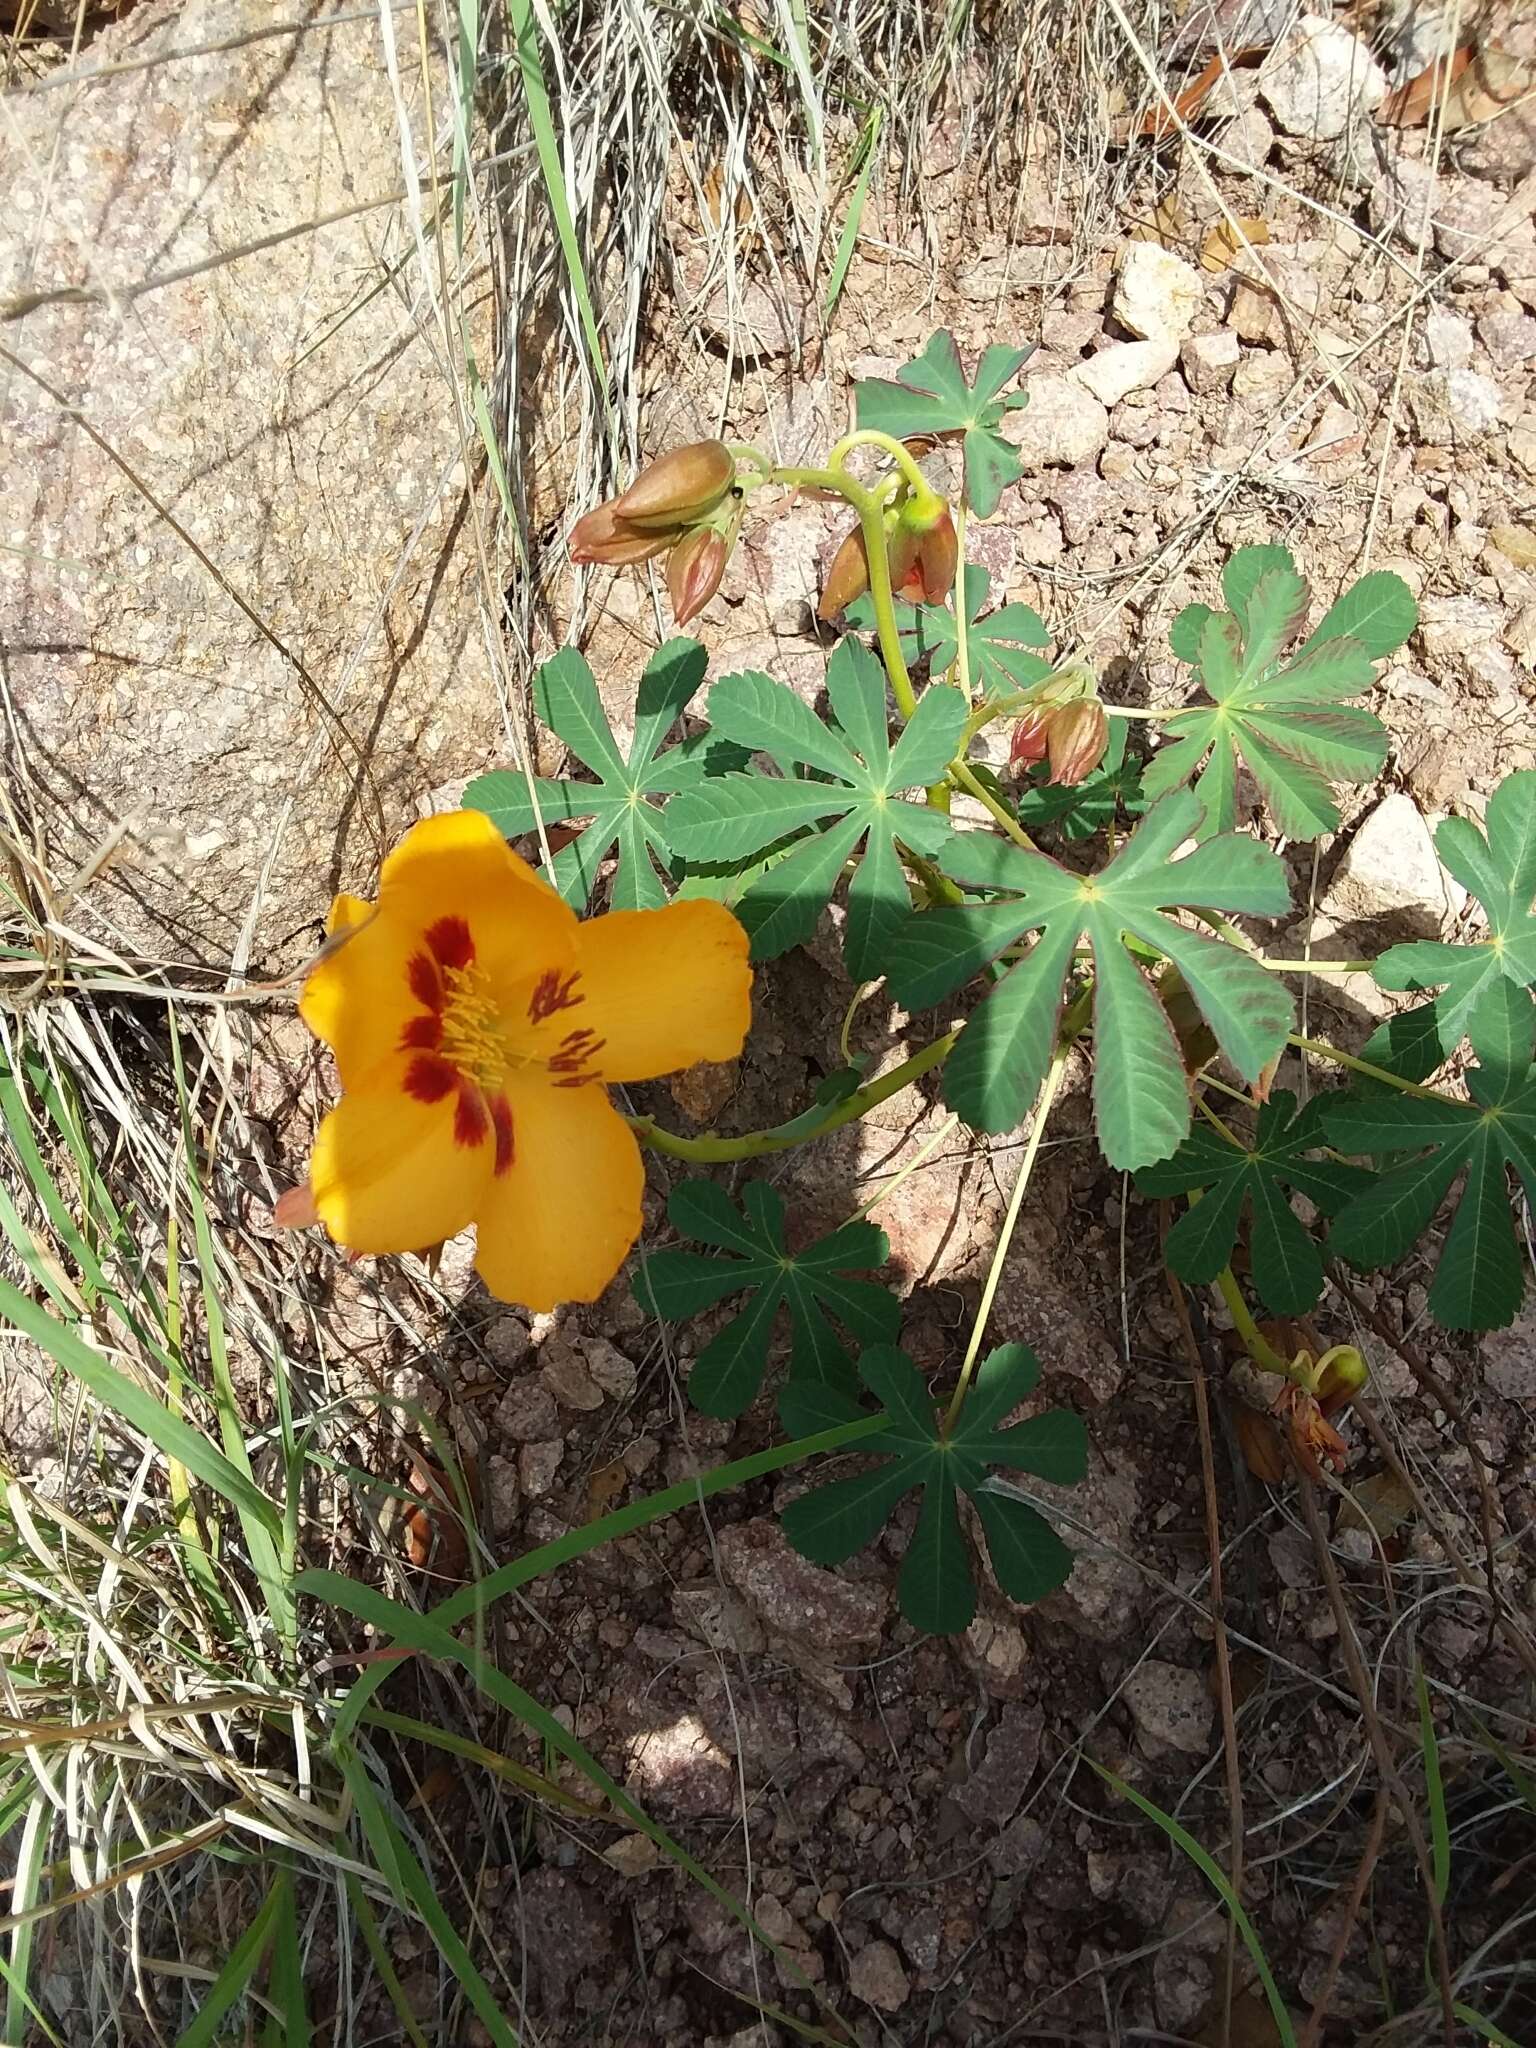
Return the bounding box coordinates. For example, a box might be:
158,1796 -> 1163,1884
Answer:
438,961 -> 512,1090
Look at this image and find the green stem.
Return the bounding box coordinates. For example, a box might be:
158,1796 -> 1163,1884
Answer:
1214,1266 -> 1294,1379
948,759 -> 1038,851
1260,958 -> 1375,975
1287,1032 -> 1444,1100
1105,704 -> 1188,721
628,1028 -> 957,1162
827,428 -> 936,505
770,459 -> 918,719
951,501 -> 973,704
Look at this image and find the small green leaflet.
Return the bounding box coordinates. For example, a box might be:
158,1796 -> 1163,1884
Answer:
634,1179 -> 900,1418
665,640 -> 966,977
1147,548 -> 1410,842
1135,1090 -> 1374,1314
464,639 -> 738,909
1364,769 -> 1536,1080
779,1344 -> 1086,1634
846,565 -> 1053,697
1016,714 -> 1146,841
884,789 -> 1294,1169
1323,981 -> 1536,1332
854,332 -> 1032,518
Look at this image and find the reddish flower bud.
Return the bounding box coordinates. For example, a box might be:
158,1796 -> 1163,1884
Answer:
569,502 -> 673,566
611,440 -> 736,531
667,528 -> 729,626
902,507 -> 958,604
1045,698 -> 1109,786
818,522 -> 872,620
1008,704 -> 1055,770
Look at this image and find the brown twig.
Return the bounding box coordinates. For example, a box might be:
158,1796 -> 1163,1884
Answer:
1298,1786 -> 1390,2048
1161,1210 -> 1246,2045
1290,1446 -> 1459,2048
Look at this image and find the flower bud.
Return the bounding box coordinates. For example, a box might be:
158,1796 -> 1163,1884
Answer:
1316,1345 -> 1369,1417
569,502 -> 674,567
1008,703 -> 1055,770
1045,698 -> 1109,786
900,507 -> 958,604
611,440 -> 736,531
667,528 -> 728,626
818,522 -> 872,620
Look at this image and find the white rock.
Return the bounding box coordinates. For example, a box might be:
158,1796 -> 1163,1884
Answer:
1071,337 -> 1178,405
1423,307 -> 1474,370
1325,794 -> 1458,940
1441,369 -> 1503,436
1180,328 -> 1240,394
998,371 -> 1110,471
1122,1659 -> 1214,1756
1260,13 -> 1389,138
517,1439 -> 564,1496
1115,242 -> 1205,342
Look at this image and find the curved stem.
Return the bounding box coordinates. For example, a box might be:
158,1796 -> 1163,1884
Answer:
1214,1266 -> 1294,1379
827,427 -> 934,503
629,1028 -> 957,1162
857,491 -> 919,720
1287,1032 -> 1445,1100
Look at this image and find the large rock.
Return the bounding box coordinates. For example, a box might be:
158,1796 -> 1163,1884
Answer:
1,3 -> 506,967
999,371 -> 1110,472
1071,338 -> 1178,406
1115,243 -> 1204,343
1324,794 -> 1460,941
1260,14 -> 1389,138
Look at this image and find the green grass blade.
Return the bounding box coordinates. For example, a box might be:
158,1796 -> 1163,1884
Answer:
341,1754 -> 522,2047
825,106 -> 880,316
172,1877 -> 284,2048
170,1025 -> 294,1654
343,1874 -> 431,2048
0,1275 -> 280,1537
1416,1663 -> 1450,1908
259,1869 -> 309,2048
3,1794 -> 50,2047
1094,1764 -> 1298,2048
1454,2006 -> 1523,2047
503,0 -> 611,416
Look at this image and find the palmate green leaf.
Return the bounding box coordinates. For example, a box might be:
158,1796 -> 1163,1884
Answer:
846,565 -> 1053,698
1364,769 -> 1536,1080
1146,547 -> 1408,841
854,332 -> 1032,517
883,789 -> 1294,1169
1323,981 -> 1536,1332
666,640 -> 966,977
780,1343 -> 1085,1633
634,1179 -> 900,1417
1135,1090 -> 1374,1314
463,639 -> 741,910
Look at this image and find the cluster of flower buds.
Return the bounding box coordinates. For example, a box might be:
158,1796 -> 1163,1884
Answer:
818,480 -> 959,621
569,440 -> 741,626
1006,661 -> 1110,788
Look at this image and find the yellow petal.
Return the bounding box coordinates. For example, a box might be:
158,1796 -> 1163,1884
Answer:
570,900 -> 752,1084
300,900 -> 421,1088
379,809 -> 576,995
309,1053 -> 493,1254
473,1077 -> 643,1311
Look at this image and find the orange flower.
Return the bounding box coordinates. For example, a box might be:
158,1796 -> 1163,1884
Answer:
285,811 -> 752,1311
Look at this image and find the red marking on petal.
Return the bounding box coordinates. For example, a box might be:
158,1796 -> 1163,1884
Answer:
491,1095 -> 514,1176
553,1074 -> 602,1088
527,967 -> 583,1024
400,1013 -> 443,1051
426,916 -> 474,970
454,1082 -> 489,1150
407,952 -> 443,1011
404,1054 -> 456,1104
273,1182 -> 318,1229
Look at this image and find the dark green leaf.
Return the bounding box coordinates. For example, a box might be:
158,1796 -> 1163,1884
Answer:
634,1179 -> 899,1416
1135,1090 -> 1374,1313
1323,981 -> 1536,1331
883,790 -> 1294,1168
1015,715 -> 1146,841
1366,769 -> 1536,1078
667,642 -> 966,978
464,639 -> 733,908
1148,550 -> 1404,841
848,565 -> 1053,698
780,1344 -> 1085,1634
854,332 -> 1032,517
